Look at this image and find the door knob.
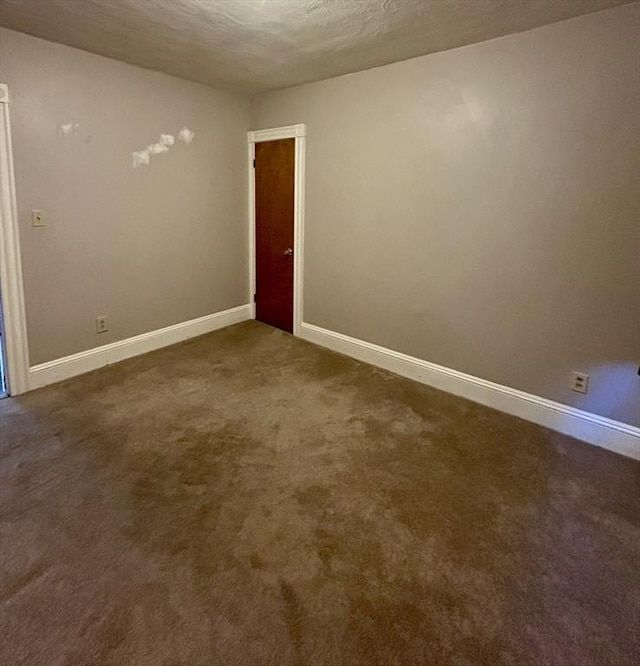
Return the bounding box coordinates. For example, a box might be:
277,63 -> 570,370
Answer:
284,248 -> 293,256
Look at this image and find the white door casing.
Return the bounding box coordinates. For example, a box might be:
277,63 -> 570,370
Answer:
0,83 -> 30,394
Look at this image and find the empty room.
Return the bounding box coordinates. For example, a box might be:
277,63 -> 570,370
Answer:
0,0 -> 639,664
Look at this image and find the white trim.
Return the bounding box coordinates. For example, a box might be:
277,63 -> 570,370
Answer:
247,140 -> 256,320
293,134 -> 306,335
300,322 -> 640,461
28,304 -> 251,390
0,83 -> 30,395
247,124 -> 306,143
248,124 -> 306,336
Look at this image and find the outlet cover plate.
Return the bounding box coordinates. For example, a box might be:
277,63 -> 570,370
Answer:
571,372 -> 589,394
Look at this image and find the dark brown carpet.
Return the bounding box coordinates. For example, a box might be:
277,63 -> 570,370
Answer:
1,321 -> 639,665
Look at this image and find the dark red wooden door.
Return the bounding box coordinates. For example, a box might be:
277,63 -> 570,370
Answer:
255,139 -> 295,333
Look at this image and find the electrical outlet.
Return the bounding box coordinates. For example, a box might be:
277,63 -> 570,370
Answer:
31,209 -> 45,227
571,372 -> 589,394
96,316 -> 109,334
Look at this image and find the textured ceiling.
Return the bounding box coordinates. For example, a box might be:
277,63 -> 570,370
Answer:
0,0 -> 632,93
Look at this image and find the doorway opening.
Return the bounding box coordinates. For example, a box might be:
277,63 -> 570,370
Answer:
248,124 -> 306,336
254,138 -> 295,332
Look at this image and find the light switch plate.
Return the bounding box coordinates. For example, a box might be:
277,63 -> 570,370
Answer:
31,209 -> 45,227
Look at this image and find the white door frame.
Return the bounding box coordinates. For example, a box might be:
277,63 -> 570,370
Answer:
247,124 -> 306,336
0,83 -> 29,395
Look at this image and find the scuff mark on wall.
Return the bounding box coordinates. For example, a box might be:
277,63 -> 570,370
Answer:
178,127 -> 195,144
148,141 -> 169,155
132,149 -> 150,168
59,122 -> 80,135
131,128 -> 194,167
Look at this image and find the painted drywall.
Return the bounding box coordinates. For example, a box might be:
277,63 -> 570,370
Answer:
0,28 -> 249,365
253,2 -> 640,427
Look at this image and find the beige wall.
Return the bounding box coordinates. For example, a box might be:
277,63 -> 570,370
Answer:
253,3 -> 640,427
0,28 -> 250,365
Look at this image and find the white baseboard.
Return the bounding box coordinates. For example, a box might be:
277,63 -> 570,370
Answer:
300,322 -> 640,461
28,304 -> 251,390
